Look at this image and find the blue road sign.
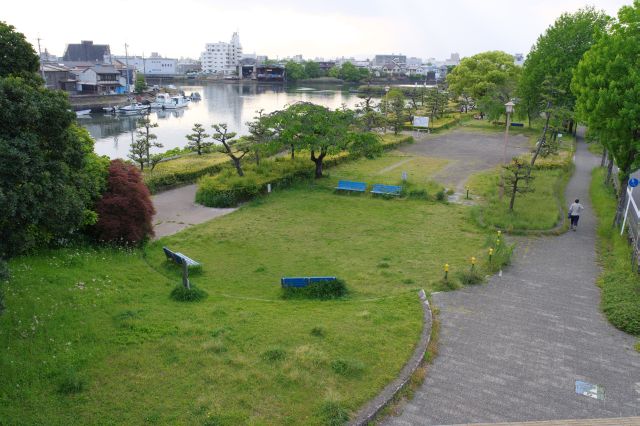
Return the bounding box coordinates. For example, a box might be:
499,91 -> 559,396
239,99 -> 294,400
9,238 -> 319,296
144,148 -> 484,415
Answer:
629,178 -> 639,188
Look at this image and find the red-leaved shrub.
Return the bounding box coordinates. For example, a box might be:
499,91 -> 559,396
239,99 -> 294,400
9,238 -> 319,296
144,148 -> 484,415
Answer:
94,160 -> 155,244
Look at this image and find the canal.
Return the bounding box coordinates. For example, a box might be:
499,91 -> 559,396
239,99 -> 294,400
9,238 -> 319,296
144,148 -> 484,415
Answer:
81,82 -> 362,159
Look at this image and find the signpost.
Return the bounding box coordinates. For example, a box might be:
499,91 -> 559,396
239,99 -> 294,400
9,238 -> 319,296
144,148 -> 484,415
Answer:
621,178 -> 639,235
412,116 -> 429,128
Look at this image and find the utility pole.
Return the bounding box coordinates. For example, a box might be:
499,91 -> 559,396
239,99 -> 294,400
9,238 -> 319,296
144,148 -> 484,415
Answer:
124,43 -> 130,93
36,38 -> 46,83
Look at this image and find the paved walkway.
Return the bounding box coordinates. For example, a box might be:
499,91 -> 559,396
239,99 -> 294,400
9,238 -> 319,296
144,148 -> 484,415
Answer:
152,184 -> 236,238
384,133 -> 640,425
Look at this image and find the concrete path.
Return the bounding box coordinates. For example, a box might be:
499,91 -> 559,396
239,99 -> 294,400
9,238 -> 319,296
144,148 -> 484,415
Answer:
384,133 -> 640,425
152,184 -> 236,238
401,130 -> 530,192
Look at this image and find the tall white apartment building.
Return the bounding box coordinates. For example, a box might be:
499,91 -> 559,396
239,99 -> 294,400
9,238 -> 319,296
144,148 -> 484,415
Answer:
200,32 -> 242,75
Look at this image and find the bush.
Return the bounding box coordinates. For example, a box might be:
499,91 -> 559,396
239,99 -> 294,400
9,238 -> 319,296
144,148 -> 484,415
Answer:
93,160 -> 155,245
281,279 -> 348,300
456,268 -> 484,285
436,190 -> 446,201
170,284 -> 207,302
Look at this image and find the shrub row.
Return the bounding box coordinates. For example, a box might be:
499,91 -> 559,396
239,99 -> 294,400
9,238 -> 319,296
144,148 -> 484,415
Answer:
145,159 -> 227,194
196,135 -> 415,207
281,279 -> 348,300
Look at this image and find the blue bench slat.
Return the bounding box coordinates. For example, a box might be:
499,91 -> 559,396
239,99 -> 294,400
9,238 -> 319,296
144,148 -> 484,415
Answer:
163,246 -> 200,268
281,276 -> 337,287
371,184 -> 402,195
335,180 -> 367,192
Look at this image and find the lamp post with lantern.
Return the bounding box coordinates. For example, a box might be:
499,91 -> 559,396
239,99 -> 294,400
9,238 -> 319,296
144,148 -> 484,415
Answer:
499,101 -> 516,200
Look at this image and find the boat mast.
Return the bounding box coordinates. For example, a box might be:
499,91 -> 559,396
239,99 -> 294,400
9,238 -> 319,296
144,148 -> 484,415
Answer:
124,43 -> 130,93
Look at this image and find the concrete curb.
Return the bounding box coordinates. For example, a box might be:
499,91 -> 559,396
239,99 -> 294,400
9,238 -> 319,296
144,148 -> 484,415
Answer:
350,289 -> 433,426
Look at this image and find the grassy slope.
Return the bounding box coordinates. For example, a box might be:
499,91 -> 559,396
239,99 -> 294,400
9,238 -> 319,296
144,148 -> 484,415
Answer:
1,183 -> 487,425
590,168 -> 640,336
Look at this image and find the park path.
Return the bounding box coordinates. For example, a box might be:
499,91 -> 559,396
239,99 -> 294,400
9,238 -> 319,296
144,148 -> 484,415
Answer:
384,132 -> 640,425
152,184 -> 236,238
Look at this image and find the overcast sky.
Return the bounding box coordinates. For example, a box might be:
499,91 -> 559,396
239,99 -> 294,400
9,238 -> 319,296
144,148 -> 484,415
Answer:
3,0 -> 631,61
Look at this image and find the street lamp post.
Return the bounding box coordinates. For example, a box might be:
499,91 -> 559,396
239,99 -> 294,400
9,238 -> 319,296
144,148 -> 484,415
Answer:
499,101 -> 515,200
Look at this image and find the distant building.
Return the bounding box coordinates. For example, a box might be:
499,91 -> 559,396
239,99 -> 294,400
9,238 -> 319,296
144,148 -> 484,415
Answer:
317,61 -> 336,73
200,32 -> 243,75
256,64 -> 285,81
39,49 -> 58,63
373,54 -> 407,67
63,40 -> 110,62
176,58 -> 201,75
407,57 -> 422,66
381,62 -> 403,75
71,64 -> 126,94
111,53 -> 177,76
42,64 -> 76,93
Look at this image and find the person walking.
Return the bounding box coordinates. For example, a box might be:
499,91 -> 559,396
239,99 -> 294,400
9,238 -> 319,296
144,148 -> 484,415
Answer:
568,199 -> 584,231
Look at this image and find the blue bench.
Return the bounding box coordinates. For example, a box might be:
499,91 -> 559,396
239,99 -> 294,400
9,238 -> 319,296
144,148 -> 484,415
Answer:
335,180 -> 367,193
371,184 -> 402,196
163,247 -> 201,268
281,276 -> 337,288
510,122 -> 524,127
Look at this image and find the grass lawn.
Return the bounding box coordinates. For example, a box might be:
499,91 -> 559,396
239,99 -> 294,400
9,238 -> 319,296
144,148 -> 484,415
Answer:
590,168 -> 640,336
325,151 -> 448,196
466,133 -> 575,233
1,172 -> 490,424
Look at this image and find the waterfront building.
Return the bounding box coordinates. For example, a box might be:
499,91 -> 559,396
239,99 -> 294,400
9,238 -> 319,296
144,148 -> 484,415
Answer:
200,32 -> 243,75
63,40 -> 110,62
111,53 -> 177,77
373,54 -> 407,67
42,64 -> 76,93
71,64 -> 127,95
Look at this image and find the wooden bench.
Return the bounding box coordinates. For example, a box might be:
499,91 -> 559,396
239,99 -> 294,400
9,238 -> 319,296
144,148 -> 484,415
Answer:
371,184 -> 402,196
335,180 -> 367,193
281,276 -> 337,288
163,247 -> 201,268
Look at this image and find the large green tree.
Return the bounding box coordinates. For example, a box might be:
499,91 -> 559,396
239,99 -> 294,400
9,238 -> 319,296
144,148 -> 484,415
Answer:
0,22 -> 39,80
446,51 -> 520,120
0,23 -> 108,260
519,7 -> 609,127
572,0 -> 640,221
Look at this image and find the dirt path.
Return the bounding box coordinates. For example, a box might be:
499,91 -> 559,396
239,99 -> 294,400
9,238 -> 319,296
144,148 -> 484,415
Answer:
383,132 -> 640,425
152,184 -> 236,238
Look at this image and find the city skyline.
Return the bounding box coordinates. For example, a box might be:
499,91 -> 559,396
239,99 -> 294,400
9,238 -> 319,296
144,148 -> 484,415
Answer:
4,0 -> 631,61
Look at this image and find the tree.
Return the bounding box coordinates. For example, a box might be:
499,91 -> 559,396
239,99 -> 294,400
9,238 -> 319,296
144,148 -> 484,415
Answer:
269,103 -> 354,178
519,8 -> 609,127
446,51 -> 520,120
303,61 -> 322,78
212,123 -> 250,176
186,123 -> 211,155
0,21 -> 40,80
0,70 -> 108,259
503,158 -> 534,211
385,89 -> 407,135
285,61 -> 306,81
328,62 -> 369,82
93,160 -> 155,245
572,1 -> 640,223
134,73 -> 147,93
246,109 -> 274,165
129,115 -> 161,170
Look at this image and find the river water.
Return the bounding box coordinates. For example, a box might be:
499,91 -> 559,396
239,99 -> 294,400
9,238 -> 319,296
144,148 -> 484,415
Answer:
81,82 -> 361,159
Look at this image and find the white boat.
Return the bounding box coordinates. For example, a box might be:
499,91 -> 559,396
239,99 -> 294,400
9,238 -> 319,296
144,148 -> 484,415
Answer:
163,96 -> 190,109
118,103 -> 150,114
150,93 -> 172,109
75,109 -> 91,117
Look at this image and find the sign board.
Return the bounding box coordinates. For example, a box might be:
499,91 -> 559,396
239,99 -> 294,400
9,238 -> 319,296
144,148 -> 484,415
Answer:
412,116 -> 429,128
575,380 -> 605,401
629,178 -> 639,188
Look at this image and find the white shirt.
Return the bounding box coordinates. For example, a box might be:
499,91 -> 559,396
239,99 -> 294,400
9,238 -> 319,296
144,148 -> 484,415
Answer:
569,202 -> 584,216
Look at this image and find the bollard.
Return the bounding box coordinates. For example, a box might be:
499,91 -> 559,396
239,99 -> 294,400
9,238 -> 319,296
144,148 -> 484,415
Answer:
443,263 -> 449,281
488,248 -> 494,265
